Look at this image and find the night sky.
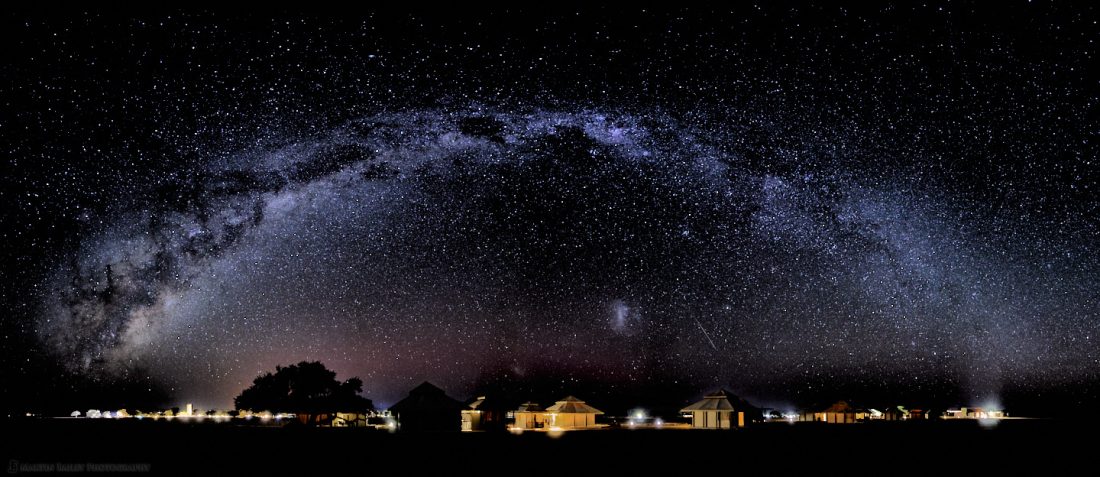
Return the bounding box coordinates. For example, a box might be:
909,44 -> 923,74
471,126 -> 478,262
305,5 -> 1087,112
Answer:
2,5 -> 1098,416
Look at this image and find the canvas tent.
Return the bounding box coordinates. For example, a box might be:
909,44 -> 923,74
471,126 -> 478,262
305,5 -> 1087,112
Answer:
681,389 -> 755,429
544,396 -> 603,429
512,401 -> 548,430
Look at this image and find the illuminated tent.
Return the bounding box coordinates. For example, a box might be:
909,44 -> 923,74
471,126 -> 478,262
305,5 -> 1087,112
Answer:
681,389 -> 755,429
512,401 -> 548,430
544,396 -> 604,429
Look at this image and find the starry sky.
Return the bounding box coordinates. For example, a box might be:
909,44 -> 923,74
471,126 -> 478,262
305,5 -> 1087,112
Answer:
2,5 -> 1098,415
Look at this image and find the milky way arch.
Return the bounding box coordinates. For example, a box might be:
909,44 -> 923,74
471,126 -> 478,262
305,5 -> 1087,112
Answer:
36,107 -> 1098,408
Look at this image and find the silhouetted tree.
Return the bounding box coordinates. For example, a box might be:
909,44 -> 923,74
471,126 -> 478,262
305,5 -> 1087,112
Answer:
234,361 -> 373,425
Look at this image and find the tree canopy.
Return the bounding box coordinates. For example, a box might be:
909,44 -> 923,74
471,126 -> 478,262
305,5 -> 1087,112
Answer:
234,361 -> 373,424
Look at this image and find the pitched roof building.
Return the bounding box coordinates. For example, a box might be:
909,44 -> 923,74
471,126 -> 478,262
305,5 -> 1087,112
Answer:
389,381 -> 468,432
797,400 -> 875,423
461,395 -> 513,431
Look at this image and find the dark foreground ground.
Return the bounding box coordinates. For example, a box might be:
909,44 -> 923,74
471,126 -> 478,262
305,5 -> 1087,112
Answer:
2,418 -> 1089,475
